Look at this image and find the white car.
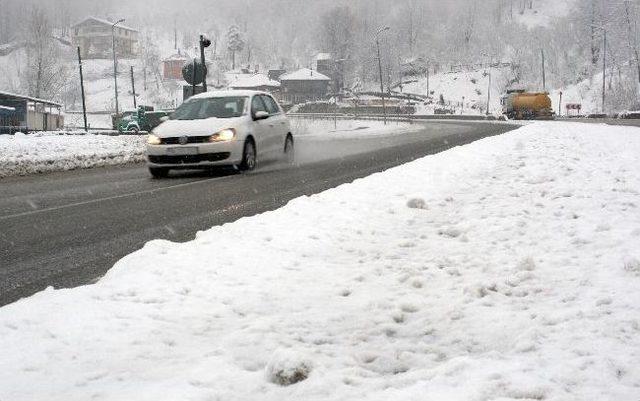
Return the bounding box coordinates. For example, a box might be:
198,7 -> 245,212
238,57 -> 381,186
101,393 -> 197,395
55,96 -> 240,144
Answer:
146,90 -> 294,178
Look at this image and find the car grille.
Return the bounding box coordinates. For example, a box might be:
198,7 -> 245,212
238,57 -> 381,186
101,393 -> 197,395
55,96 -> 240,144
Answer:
161,136 -> 210,145
148,152 -> 231,164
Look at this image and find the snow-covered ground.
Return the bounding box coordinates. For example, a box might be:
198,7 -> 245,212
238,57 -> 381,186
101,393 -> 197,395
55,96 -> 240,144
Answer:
1,121 -> 639,400
65,112 -> 115,130
514,0 -> 577,29
0,132 -> 146,178
400,66 -> 513,115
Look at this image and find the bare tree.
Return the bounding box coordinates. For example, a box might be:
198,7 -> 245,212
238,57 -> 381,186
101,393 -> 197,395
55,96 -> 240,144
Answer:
623,0 -> 640,89
320,6 -> 356,61
21,6 -> 68,100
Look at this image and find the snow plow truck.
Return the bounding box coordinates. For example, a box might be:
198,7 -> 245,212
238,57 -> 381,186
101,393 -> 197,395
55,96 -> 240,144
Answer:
501,90 -> 554,120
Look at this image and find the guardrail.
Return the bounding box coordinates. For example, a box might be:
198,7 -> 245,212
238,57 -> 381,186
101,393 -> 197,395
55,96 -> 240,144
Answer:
288,113 -> 507,123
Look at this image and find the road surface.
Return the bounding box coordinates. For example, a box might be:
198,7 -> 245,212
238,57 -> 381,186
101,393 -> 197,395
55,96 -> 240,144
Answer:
0,121 -> 517,306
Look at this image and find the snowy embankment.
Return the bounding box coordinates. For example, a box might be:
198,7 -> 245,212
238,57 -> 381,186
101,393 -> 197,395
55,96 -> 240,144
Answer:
0,120 -> 418,178
291,118 -> 420,139
2,122 -> 640,400
0,132 -> 146,178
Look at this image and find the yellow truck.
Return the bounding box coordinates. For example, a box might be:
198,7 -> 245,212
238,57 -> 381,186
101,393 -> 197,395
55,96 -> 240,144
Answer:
501,90 -> 554,120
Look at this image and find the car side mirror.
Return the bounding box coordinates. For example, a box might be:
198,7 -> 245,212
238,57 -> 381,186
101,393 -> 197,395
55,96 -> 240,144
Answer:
253,111 -> 270,121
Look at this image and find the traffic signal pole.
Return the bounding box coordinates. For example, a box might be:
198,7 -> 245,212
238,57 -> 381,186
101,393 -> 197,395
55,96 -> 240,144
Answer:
200,35 -> 211,92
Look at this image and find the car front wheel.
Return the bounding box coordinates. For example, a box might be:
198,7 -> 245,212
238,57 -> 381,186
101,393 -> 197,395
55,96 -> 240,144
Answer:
240,140 -> 257,171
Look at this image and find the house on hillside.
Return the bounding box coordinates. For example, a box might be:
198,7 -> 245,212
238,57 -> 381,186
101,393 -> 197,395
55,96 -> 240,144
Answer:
163,51 -> 189,80
72,17 -> 139,59
0,91 -> 64,134
228,73 -> 281,94
279,68 -> 331,104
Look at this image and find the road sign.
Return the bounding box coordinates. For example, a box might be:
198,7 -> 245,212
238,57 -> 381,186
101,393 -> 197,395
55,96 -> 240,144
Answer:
182,59 -> 208,86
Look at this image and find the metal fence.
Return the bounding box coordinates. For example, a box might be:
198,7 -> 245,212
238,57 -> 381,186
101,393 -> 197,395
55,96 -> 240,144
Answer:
287,113 -> 507,123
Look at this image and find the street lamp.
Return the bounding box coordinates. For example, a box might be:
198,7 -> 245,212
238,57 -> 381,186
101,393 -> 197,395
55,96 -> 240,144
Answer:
112,19 -> 125,118
375,26 -> 390,125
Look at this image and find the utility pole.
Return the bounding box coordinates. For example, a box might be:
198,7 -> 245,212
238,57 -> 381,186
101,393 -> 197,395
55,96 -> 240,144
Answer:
486,64 -> 492,115
111,19 -> 125,118
174,18 -> 177,50
558,91 -> 563,117
541,48 -> 546,92
77,46 -> 88,132
426,64 -> 430,98
192,57 -> 197,99
130,66 -> 137,109
375,27 -> 390,125
602,29 -> 607,114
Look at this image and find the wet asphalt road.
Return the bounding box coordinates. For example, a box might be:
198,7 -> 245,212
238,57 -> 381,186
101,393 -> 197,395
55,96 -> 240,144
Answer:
0,121 -> 517,306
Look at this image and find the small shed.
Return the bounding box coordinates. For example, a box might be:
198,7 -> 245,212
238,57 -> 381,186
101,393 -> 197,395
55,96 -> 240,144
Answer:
279,68 -> 331,104
0,91 -> 64,134
163,51 -> 189,80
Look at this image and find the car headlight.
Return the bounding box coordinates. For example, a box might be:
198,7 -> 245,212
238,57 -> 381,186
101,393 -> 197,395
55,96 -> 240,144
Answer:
147,134 -> 161,145
209,128 -> 236,142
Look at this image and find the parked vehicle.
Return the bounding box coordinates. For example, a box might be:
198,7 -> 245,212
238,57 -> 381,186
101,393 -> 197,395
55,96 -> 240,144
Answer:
501,90 -> 554,120
113,106 -> 172,133
146,90 -> 294,178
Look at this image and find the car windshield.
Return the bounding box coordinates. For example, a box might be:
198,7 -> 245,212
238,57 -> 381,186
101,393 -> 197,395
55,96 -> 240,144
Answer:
171,97 -> 246,120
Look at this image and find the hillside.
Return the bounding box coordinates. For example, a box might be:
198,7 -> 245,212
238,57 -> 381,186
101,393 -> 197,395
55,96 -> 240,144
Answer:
514,0 -> 577,29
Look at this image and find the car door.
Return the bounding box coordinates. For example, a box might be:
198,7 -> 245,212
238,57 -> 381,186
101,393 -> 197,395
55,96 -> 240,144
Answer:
261,95 -> 287,156
250,95 -> 271,158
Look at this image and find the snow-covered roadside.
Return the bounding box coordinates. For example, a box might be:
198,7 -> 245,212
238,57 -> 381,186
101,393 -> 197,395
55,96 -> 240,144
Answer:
0,132 -> 146,178
1,122 -> 640,400
0,120 -> 420,178
291,118 -> 421,139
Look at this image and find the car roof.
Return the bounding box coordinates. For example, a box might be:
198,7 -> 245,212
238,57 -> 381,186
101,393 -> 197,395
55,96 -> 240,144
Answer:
189,89 -> 271,100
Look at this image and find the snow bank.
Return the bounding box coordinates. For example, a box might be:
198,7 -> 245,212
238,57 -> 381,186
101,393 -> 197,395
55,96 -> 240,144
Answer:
1,122 -> 640,400
0,132 -> 145,178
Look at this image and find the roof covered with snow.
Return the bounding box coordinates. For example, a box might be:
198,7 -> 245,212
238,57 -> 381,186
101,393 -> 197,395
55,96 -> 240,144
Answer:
163,52 -> 189,62
280,68 -> 330,82
190,89 -> 271,100
315,53 -> 332,61
228,73 -> 281,89
71,17 -> 138,32
0,90 -> 62,107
